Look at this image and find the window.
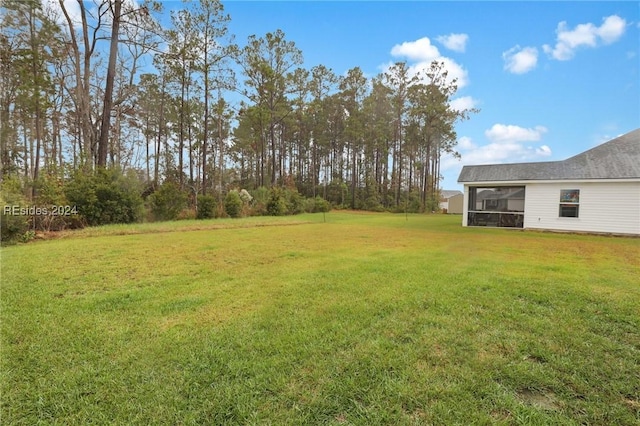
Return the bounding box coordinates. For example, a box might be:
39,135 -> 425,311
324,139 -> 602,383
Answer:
485,199 -> 499,209
559,189 -> 579,218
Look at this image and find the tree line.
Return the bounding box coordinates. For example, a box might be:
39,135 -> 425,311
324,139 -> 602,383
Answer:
1,0 -> 477,232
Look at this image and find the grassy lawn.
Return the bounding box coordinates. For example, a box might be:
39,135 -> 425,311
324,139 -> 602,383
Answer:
2,212 -> 639,425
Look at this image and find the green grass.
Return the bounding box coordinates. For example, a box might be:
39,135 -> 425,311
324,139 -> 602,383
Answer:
2,212 -> 639,425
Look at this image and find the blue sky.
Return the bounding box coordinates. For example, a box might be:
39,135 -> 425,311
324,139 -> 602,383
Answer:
218,1 -> 639,190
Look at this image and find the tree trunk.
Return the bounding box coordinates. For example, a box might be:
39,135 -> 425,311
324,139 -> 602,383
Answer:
178,68 -> 185,188
351,140 -> 357,209
270,121 -> 276,186
218,101 -> 224,197
202,53 -> 209,195
145,115 -> 150,182
154,76 -> 166,186
97,0 -> 122,168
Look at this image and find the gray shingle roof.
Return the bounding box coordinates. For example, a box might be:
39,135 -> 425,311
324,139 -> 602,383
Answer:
440,190 -> 463,199
458,128 -> 640,183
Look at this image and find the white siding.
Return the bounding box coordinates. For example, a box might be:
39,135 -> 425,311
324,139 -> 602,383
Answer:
524,181 -> 640,235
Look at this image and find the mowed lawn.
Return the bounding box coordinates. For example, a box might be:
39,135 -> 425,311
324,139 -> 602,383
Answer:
2,212 -> 639,425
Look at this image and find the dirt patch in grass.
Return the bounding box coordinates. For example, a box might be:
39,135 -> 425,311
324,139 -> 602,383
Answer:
523,353 -> 548,364
490,409 -> 512,422
623,397 -> 640,413
517,388 -> 561,411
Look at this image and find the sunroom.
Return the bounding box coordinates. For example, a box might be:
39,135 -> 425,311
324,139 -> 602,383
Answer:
466,186 -> 525,228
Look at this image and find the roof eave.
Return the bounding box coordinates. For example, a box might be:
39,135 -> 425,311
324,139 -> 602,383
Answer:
459,177 -> 640,185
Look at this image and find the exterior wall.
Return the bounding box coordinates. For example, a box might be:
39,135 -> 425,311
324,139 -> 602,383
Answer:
448,194 -> 464,214
523,181 -> 640,235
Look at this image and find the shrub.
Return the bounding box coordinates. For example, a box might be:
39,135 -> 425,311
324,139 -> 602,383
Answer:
363,194 -> 384,212
176,208 -> 196,220
402,191 -> 423,213
224,190 -> 243,218
148,182 -> 188,221
32,173 -> 83,231
266,187 -> 288,216
65,168 -> 144,226
196,195 -> 216,219
303,197 -> 315,213
325,181 -> 348,206
1,185 -> 31,245
239,189 -> 253,204
238,189 -> 254,217
285,189 -> 305,214
425,194 -> 440,213
304,196 -> 331,213
248,187 -> 269,216
250,187 -> 269,205
313,196 -> 331,213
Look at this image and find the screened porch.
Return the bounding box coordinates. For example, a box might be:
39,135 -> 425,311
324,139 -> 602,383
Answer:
467,186 -> 525,228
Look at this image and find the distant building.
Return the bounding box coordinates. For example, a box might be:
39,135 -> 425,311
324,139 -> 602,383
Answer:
457,128 -> 640,235
439,190 -> 463,213
447,193 -> 464,214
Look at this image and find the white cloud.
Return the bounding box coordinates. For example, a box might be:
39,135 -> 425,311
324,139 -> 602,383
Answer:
458,136 -> 476,150
502,45 -> 538,74
440,132 -> 552,178
485,124 -> 547,144
597,15 -> 627,44
461,142 -> 552,165
449,96 -> 478,112
388,37 -> 469,88
440,152 -> 465,173
390,37 -> 440,62
543,15 -> 627,60
436,33 -> 469,53
536,145 -> 552,156
448,124 -> 551,166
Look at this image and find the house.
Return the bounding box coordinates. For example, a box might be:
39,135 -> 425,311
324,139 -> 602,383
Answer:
457,128 -> 640,235
446,193 -> 464,214
439,190 -> 463,213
